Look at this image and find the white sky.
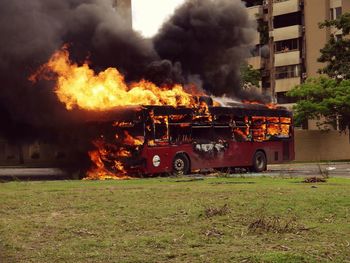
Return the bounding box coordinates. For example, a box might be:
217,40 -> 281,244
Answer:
132,0 -> 186,38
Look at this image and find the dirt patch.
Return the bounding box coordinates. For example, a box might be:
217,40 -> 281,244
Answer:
303,177 -> 327,183
203,204 -> 230,218
248,215 -> 310,234
203,228 -> 224,238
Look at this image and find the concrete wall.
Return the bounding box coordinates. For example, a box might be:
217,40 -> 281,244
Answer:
0,139 -> 74,167
295,129 -> 350,161
342,0 -> 350,12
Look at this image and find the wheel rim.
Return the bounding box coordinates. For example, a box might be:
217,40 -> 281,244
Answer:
174,158 -> 185,171
256,155 -> 264,169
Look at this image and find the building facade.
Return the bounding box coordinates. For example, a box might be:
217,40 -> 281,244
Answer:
113,0 -> 132,27
245,0 -> 350,161
246,0 -> 350,107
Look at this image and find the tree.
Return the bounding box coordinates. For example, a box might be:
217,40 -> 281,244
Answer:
318,13 -> 350,79
287,13 -> 350,132
240,63 -> 261,88
287,77 -> 350,131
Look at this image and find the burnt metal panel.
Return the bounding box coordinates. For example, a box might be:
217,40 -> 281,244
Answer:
145,105 -> 194,116
85,106 -> 145,122
209,106 -> 292,118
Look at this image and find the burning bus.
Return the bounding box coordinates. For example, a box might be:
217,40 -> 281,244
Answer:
30,47 -> 294,179
85,97 -> 294,179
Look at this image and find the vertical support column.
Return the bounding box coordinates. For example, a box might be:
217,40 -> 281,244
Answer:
268,0 -> 276,103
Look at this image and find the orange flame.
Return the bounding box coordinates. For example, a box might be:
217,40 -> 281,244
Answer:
123,131 -> 144,146
31,45 -> 196,111
242,100 -> 277,109
85,150 -> 130,180
30,46 -> 201,180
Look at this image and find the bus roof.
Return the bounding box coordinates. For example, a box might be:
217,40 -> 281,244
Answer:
85,103 -> 292,123
146,104 -> 292,118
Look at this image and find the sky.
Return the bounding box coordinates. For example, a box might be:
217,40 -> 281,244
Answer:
132,0 -> 186,37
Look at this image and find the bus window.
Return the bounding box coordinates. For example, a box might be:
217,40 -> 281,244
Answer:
192,125 -> 212,142
266,117 -> 291,139
153,116 -> 169,143
266,117 -> 281,138
113,121 -> 145,145
169,114 -> 192,123
280,124 -> 291,138
233,116 -> 251,142
169,123 -> 191,144
214,126 -> 232,140
280,117 -> 291,138
168,114 -> 192,144
214,114 -> 231,124
251,117 -> 266,142
280,117 -> 291,124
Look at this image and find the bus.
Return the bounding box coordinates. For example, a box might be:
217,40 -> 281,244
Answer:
89,99 -> 294,177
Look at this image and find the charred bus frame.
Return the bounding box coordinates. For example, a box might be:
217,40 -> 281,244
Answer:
88,103 -> 294,175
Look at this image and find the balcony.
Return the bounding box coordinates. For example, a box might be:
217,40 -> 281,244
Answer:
273,0 -> 300,17
273,25 -> 302,41
275,77 -> 301,92
246,5 -> 263,19
247,56 -> 262,70
330,0 -> 341,8
275,51 -> 300,67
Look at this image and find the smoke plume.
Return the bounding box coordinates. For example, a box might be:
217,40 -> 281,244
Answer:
153,0 -> 256,97
0,0 -> 259,139
0,0 -> 155,140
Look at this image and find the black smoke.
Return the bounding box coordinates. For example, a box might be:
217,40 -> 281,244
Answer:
153,0 -> 256,97
0,0 -> 260,141
0,0 -> 156,134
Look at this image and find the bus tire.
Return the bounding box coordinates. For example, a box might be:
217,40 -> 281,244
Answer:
252,151 -> 267,173
172,154 -> 190,175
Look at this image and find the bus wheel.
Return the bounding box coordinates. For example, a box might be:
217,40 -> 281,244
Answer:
172,154 -> 190,175
252,151 -> 267,173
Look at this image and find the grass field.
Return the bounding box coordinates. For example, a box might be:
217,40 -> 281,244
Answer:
0,176 -> 350,262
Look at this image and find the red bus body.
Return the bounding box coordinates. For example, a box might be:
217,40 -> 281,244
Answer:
141,140 -> 294,174
93,103 -> 294,175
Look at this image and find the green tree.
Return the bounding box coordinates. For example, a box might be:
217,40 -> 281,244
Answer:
318,12 -> 350,79
287,77 -> 350,131
288,13 -> 350,131
240,63 -> 261,87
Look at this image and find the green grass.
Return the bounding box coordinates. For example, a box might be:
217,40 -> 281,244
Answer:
0,176 -> 350,262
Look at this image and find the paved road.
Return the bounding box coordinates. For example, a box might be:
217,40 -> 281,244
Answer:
0,162 -> 349,180
0,168 -> 68,180
267,162 -> 350,177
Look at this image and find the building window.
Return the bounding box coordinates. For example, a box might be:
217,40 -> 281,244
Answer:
275,64 -> 300,79
275,38 -> 299,53
277,92 -> 297,104
334,34 -> 342,41
330,7 -> 342,20
245,0 -> 263,8
274,12 -> 302,29
336,7 -> 342,19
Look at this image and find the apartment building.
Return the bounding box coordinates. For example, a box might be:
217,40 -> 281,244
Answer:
113,0 -> 132,27
246,0 -> 350,106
